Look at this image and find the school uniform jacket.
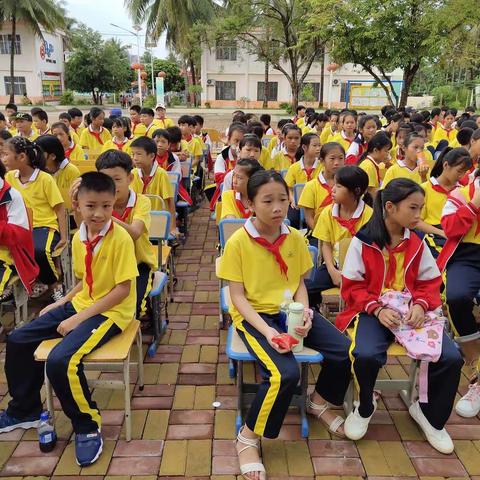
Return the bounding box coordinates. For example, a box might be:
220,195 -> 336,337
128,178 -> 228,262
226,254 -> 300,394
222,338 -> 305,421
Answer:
345,136 -> 368,165
210,146 -> 236,210
0,180 -> 39,293
437,178 -> 480,272
336,227 -> 442,332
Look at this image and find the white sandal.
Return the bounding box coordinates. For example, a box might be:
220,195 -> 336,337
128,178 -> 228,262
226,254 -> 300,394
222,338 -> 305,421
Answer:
307,395 -> 345,438
236,428 -> 266,480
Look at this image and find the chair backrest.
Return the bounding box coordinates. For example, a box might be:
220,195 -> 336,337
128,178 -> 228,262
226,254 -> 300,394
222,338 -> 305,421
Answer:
293,183 -> 305,205
180,159 -> 192,179
167,172 -> 180,201
308,245 -> 319,282
280,169 -> 288,178
72,160 -> 97,175
149,211 -> 171,241
205,128 -> 221,143
218,218 -> 246,249
145,194 -> 166,212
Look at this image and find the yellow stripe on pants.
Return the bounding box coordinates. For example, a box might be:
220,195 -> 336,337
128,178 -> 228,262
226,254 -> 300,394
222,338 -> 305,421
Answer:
140,270 -> 154,316
67,318 -> 115,429
45,228 -> 59,282
348,314 -> 361,393
0,263 -> 13,295
242,329 -> 282,436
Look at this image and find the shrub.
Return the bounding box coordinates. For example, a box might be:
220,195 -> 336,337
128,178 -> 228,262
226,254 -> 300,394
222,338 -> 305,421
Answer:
60,90 -> 75,105
280,102 -> 294,115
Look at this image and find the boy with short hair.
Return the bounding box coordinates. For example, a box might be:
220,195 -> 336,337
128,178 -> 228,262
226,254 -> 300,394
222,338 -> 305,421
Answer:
14,113 -> 38,140
59,112 -> 80,144
33,109 -> 51,136
130,105 -> 146,138
67,107 -> 85,136
139,108 -> 157,138
130,136 -> 177,234
0,172 -> 138,467
178,115 -> 203,167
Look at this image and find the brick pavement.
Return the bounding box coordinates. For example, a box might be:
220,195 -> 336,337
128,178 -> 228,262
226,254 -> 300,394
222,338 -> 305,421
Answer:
0,203 -> 479,479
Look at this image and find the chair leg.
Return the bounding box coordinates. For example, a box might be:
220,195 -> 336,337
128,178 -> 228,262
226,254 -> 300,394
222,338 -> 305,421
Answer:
343,380 -> 354,415
400,359 -> 419,407
299,363 -> 309,438
236,360 -> 244,434
44,364 -> 55,423
136,330 -> 144,391
123,354 -> 131,441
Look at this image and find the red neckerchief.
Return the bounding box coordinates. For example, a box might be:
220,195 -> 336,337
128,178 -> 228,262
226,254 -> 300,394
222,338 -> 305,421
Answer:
83,222 -> 113,298
112,192 -> 136,222
245,228 -> 289,277
460,166 -> 475,186
396,147 -> 405,161
234,192 -> 250,219
113,138 -> 127,151
285,152 -> 296,164
156,152 -> 169,169
317,174 -> 333,208
302,160 -> 317,181
366,156 -> 381,184
64,144 -> 75,160
430,178 -> 455,196
88,127 -> 104,145
141,172 -> 154,193
384,239 -> 408,289
184,134 -> 193,142
39,127 -> 51,136
335,216 -> 362,236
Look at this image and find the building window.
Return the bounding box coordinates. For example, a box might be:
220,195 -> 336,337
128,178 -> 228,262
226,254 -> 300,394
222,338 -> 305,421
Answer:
215,41 -> 237,61
0,35 -> 21,55
215,81 -> 236,100
257,82 -> 278,101
301,82 -> 320,101
4,76 -> 26,96
341,82 -> 361,103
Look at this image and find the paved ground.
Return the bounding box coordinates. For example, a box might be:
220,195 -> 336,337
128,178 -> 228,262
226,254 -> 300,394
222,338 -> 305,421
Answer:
0,203 -> 480,479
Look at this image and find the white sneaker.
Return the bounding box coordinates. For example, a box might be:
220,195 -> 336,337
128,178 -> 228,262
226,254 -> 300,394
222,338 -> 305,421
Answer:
409,401 -> 454,454
455,382 -> 480,418
344,397 -> 377,441
51,285 -> 64,303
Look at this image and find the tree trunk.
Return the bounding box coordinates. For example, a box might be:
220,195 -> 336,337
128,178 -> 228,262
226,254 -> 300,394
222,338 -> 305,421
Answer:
9,16 -> 17,104
188,56 -> 197,107
319,45 -> 325,108
263,58 -> 269,108
399,64 -> 420,108
290,79 -> 300,111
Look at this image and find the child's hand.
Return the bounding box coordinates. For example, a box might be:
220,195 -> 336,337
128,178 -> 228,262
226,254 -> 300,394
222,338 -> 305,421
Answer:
295,308 -> 313,338
418,163 -> 429,181
405,304 -> 425,328
178,150 -> 189,161
57,315 -> 81,336
290,200 -> 298,210
330,268 -> 342,287
70,177 -> 82,208
265,326 -> 290,354
56,238 -> 68,251
39,300 -> 64,316
377,308 -> 401,329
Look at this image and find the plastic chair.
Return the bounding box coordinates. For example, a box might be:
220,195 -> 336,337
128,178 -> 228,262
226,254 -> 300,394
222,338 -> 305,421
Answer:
147,270 -> 169,356
293,183 -> 306,227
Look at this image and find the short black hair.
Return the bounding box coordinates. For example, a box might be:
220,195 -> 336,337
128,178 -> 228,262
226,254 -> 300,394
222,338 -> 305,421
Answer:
0,130 -> 12,141
247,121 -> 264,139
35,135 -> 64,165
259,114 -> 271,125
30,107 -> 43,116
236,158 -> 264,177
131,136 -> 157,155
130,105 -> 141,113
96,149 -> 133,173
77,171 -> 116,196
59,112 -> 71,122
193,115 -> 204,126
296,105 -> 306,113
140,107 -> 154,117
5,103 -> 17,112
239,134 -> 262,150
0,113 -> 5,121
178,115 -> 196,126
33,109 -> 48,123
152,128 -> 170,142
67,107 -> 83,118
166,126 -> 182,144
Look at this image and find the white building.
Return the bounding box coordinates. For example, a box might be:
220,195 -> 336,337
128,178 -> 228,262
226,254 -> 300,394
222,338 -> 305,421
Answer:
0,22 -> 66,104
200,41 -> 403,109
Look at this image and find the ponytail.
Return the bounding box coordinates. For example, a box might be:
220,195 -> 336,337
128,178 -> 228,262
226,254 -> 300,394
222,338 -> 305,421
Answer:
364,178 -> 424,248
358,132 -> 392,164
430,147 -> 471,178
7,137 -> 46,171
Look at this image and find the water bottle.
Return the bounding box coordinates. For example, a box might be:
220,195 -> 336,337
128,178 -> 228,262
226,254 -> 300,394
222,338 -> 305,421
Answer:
38,411 -> 57,453
287,302 -> 305,352
279,290 -> 293,332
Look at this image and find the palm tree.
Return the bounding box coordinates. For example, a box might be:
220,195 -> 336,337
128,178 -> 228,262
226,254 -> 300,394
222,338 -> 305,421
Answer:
0,0 -> 66,103
125,0 -> 217,106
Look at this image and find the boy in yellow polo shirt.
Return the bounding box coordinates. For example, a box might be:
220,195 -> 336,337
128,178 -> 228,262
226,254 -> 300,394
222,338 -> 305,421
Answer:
140,108 -> 158,138
14,113 -> 38,140
79,107 -> 111,160
155,103 -> 175,129
130,105 -> 146,138
67,107 -> 85,137
0,172 -> 137,467
178,115 -> 203,166
130,136 -> 177,235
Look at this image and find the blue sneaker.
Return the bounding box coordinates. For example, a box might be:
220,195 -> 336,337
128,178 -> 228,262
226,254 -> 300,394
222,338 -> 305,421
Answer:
0,410 -> 40,433
75,430 -> 103,466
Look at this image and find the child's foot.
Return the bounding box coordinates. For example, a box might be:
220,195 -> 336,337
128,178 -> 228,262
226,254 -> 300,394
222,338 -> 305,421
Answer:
75,430 -> 103,466
0,410 -> 41,433
51,285 -> 64,302
409,401 -> 454,454
307,395 -> 345,438
344,397 -> 377,441
0,285 -> 13,302
31,282 -> 49,298
455,381 -> 480,418
235,427 -> 266,480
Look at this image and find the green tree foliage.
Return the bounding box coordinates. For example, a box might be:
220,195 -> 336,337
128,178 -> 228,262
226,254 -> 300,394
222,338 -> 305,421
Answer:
65,25 -> 132,104
308,0 -> 480,108
141,53 -> 185,92
0,0 -> 67,103
216,0 -> 327,109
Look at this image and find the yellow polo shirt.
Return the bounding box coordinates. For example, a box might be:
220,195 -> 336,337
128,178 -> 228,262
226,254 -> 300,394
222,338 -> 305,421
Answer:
66,143 -> 85,163
220,190 -> 251,220
101,138 -> 133,157
421,178 -> 452,226
298,173 -> 333,227
72,221 -> 138,330
132,122 -> 147,138
184,136 -> 203,157
382,161 -> 423,188
154,118 -> 175,129
360,156 -> 386,190
79,127 -> 112,159
217,219 -> 313,328
284,159 -> 322,187
53,160 -> 81,210
271,151 -> 296,171
6,169 -> 63,230
131,163 -> 173,210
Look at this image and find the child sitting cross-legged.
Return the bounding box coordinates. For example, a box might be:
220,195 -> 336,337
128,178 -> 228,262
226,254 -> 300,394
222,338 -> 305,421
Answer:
0,172 -> 138,467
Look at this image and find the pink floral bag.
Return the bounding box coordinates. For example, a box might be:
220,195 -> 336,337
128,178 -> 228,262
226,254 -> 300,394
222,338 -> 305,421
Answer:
379,291 -> 446,402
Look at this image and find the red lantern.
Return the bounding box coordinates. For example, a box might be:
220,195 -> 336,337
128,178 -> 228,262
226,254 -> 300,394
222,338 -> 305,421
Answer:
140,71 -> 148,79
131,63 -> 141,70
326,63 -> 339,72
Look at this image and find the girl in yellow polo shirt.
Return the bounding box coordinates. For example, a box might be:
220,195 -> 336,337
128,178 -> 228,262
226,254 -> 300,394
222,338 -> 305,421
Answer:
331,111 -> 357,151
101,117 -> 132,157
433,110 -> 458,147
298,142 -> 345,240
220,158 -> 263,220
320,110 -> 340,145
358,132 -> 392,198
418,147 -> 472,257
4,137 -> 67,300
217,170 -> 351,479
51,122 -> 85,162
270,124 -> 301,171
389,123 -> 414,164
308,166 -> 372,305
383,133 -> 429,187
79,107 -> 112,160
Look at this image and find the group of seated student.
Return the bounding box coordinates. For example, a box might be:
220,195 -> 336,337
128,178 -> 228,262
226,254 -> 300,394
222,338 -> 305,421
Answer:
214,104 -> 480,479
